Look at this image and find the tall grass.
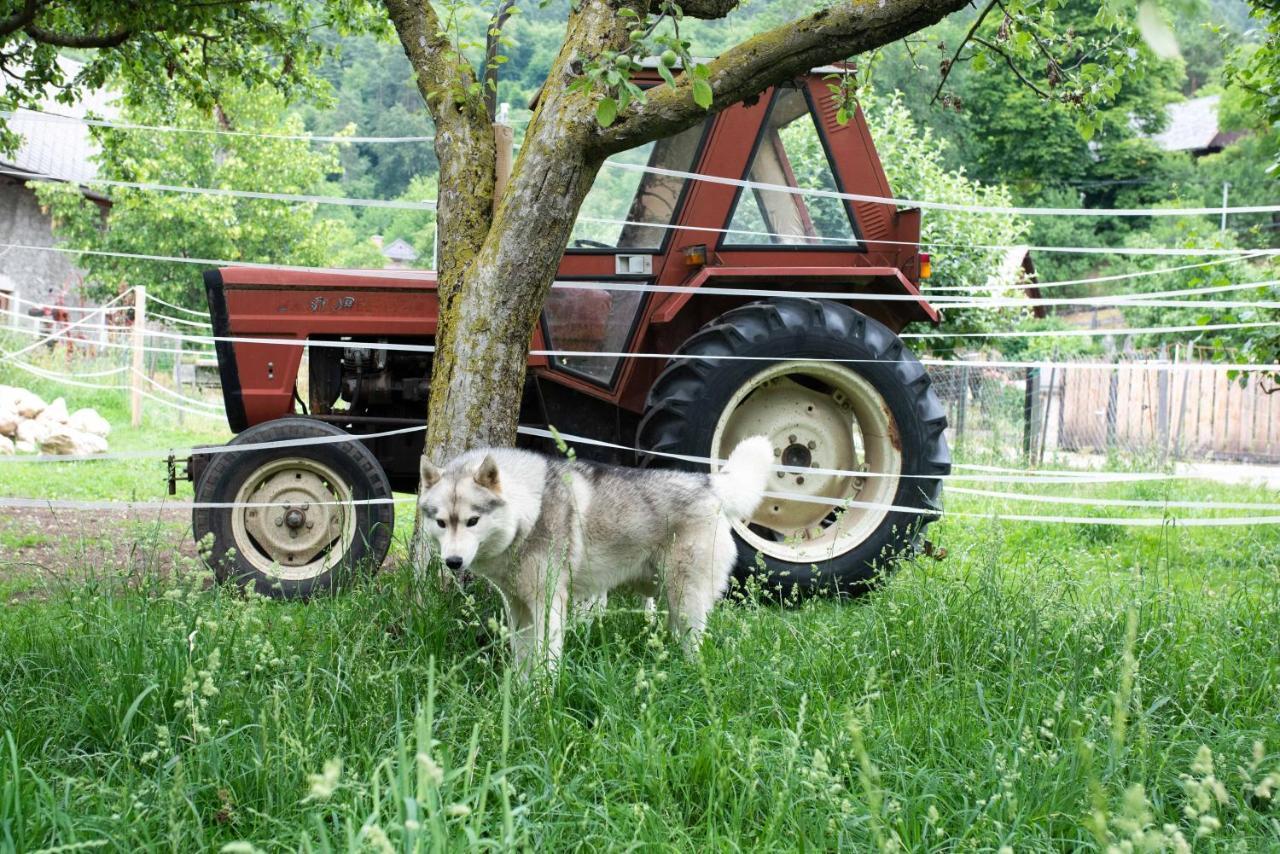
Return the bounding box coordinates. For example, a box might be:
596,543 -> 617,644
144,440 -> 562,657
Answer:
1,525 -> 1278,851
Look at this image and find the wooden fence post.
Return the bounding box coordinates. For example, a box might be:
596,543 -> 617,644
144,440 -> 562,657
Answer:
130,286 -> 146,428
1157,344 -> 1170,465
1023,366 -> 1040,461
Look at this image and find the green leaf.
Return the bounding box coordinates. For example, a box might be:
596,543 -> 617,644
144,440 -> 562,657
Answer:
692,78 -> 713,110
835,107 -> 849,125
596,97 -> 618,127
657,63 -> 676,88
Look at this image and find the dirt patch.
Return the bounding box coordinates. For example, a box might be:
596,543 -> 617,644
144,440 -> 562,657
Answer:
0,504 -> 198,592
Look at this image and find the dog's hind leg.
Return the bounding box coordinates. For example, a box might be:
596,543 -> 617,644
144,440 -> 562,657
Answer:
664,518 -> 737,654
575,592 -> 608,624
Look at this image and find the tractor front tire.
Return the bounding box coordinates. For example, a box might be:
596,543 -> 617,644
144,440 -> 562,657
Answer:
637,298 -> 950,595
193,417 -> 394,599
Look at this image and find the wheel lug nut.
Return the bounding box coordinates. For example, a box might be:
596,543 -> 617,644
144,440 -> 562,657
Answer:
306,521 -> 314,530
788,434 -> 797,444
773,448 -> 782,457
807,440 -> 816,450
796,476 -> 805,485
275,516 -> 284,526
776,471 -> 785,478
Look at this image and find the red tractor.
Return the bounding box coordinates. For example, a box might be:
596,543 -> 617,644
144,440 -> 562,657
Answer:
186,69 -> 951,598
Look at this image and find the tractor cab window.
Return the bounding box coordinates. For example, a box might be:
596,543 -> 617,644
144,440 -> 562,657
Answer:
569,120 -> 705,251
725,87 -> 859,247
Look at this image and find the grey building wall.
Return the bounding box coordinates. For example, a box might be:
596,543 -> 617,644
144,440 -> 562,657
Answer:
0,177 -> 83,314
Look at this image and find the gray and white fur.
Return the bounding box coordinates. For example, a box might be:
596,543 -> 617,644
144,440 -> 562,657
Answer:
418,436 -> 774,673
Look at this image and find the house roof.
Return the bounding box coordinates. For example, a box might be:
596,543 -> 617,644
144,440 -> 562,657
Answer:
1151,95 -> 1222,152
381,237 -> 418,261
1,57 -> 117,185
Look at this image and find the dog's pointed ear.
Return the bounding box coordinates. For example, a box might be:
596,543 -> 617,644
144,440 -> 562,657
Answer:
474,455 -> 501,492
420,456 -> 442,489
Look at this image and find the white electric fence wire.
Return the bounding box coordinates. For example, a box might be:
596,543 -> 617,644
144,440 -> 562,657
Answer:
0,358 -> 127,390
2,288 -> 135,359
147,310 -> 213,329
132,370 -> 223,411
1,492 -> 1277,527
8,274 -> 1277,319
8,104 -> 1273,218
923,252 -> 1272,292
601,160 -> 1280,217
0,108 -> 437,144
0,167 -> 439,212
5,320 -> 1278,369
5,241 -> 1268,297
545,278 -> 1280,310
3,167 -> 1277,256
5,416 -> 1279,518
146,293 -> 213,318
946,486 -> 1280,512
131,386 -> 226,419
0,421 -> 1260,490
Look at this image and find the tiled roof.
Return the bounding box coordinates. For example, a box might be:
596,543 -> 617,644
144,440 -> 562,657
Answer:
2,57 -> 117,184
381,237 -> 419,261
1151,95 -> 1221,152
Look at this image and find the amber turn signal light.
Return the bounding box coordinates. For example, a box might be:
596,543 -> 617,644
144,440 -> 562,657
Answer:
683,244 -> 708,267
919,252 -> 932,279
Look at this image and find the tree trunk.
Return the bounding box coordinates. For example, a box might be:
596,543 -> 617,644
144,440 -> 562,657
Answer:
421,0 -> 626,462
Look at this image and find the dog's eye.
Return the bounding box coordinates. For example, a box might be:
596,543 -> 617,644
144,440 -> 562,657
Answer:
436,519 -> 446,529
466,516 -> 479,528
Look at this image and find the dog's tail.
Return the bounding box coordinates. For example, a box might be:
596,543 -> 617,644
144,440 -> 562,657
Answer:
711,435 -> 774,519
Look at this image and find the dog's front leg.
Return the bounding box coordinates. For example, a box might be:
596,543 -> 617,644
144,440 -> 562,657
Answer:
528,590 -> 568,674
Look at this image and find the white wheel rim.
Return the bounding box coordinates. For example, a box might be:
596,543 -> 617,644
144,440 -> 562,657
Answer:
712,360 -> 902,564
230,457 -> 357,581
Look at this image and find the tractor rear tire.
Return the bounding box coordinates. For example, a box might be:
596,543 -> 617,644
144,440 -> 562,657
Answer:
193,417 -> 394,599
636,298 -> 950,595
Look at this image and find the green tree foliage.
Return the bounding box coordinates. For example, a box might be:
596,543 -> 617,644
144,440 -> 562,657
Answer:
0,1 -> 384,154
32,87 -> 365,307
1227,0 -> 1280,172
863,92 -> 1033,346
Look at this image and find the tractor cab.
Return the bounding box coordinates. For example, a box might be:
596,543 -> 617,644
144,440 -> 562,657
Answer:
539,69 -> 934,408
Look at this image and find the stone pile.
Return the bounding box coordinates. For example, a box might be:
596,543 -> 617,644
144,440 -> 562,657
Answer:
0,385 -> 111,456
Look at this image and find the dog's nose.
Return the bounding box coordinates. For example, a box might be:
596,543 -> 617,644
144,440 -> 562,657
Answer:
445,556 -> 463,570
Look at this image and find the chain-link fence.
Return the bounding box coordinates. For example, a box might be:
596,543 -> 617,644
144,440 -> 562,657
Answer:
929,349 -> 1280,466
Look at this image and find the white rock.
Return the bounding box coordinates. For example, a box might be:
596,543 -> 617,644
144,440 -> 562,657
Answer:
40,426 -> 108,456
15,439 -> 35,453
0,406 -> 19,437
67,407 -> 111,438
36,396 -> 69,425
15,418 -> 49,446
0,434 -> 12,455
0,387 -> 46,419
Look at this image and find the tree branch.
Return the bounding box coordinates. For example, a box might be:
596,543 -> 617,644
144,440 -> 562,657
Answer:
384,0 -> 495,292
0,0 -> 39,38
600,0 -> 972,154
972,36 -> 1053,99
657,0 -> 740,19
484,0 -> 516,121
23,24 -> 132,48
931,0 -> 998,104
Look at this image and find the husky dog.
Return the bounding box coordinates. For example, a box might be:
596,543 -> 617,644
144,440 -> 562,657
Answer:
418,436 -> 774,672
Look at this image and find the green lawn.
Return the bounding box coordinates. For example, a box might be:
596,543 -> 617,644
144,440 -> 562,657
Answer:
3,364 -> 1280,851
1,503 -> 1278,851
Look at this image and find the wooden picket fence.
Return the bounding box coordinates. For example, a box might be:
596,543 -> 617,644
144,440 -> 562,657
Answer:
1055,349 -> 1280,463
